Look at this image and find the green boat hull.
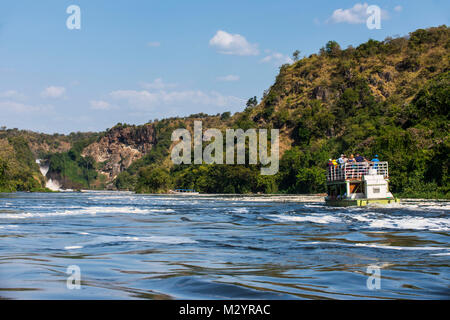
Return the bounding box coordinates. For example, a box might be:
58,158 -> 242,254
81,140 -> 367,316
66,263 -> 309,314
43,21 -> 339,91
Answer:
325,198 -> 400,207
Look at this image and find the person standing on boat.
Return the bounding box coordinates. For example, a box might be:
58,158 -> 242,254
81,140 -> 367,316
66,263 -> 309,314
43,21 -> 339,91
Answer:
337,154 -> 346,167
328,159 -> 334,167
355,153 -> 365,162
371,154 -> 380,170
347,154 -> 356,178
355,153 -> 367,177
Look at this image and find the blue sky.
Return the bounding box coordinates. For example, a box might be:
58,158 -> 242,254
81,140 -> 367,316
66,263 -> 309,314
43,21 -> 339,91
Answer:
0,0 -> 448,133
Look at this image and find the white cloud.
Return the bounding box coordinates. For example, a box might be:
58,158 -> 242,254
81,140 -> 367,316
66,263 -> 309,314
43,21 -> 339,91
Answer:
260,52 -> 293,65
140,78 -> 177,90
394,5 -> 402,12
90,100 -> 112,110
110,89 -> 243,111
217,75 -> 240,82
209,30 -> 259,56
0,100 -> 52,113
147,41 -> 161,47
0,90 -> 26,100
41,86 -> 66,98
328,3 -> 389,24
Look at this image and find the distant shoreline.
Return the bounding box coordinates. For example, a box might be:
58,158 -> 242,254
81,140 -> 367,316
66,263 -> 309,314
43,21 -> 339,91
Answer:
1,190 -> 448,201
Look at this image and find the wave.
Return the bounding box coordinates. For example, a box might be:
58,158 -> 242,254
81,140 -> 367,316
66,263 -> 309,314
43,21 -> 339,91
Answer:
231,208 -> 249,213
0,206 -> 175,219
302,241 -> 450,252
266,210 -> 450,231
0,224 -> 19,229
64,245 -> 83,250
64,235 -> 198,250
364,216 -> 450,231
268,214 -> 342,224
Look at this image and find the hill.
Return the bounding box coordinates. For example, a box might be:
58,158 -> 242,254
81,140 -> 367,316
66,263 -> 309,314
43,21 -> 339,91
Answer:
0,26 -> 448,198
126,25 -> 449,198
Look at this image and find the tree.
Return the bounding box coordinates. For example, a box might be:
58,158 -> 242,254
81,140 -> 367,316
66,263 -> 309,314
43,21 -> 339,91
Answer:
325,40 -> 341,56
136,166 -> 172,193
246,96 -> 258,109
220,112 -> 231,121
292,50 -> 301,62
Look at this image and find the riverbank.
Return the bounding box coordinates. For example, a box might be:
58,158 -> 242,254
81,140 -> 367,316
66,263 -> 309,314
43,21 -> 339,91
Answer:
1,189 -> 448,201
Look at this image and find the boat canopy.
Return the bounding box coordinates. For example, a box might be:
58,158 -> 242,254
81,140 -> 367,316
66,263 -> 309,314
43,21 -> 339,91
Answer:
327,161 -> 389,182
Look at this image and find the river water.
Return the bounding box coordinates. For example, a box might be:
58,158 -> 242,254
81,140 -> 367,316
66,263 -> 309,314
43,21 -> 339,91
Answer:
0,191 -> 448,299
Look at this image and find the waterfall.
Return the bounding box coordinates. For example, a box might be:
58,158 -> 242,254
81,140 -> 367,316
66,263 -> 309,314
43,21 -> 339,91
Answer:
36,159 -> 61,191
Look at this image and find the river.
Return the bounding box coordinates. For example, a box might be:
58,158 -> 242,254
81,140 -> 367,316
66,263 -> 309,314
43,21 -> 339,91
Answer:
0,191 -> 448,299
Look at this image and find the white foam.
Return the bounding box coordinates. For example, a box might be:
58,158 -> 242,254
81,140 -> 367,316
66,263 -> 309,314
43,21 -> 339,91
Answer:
354,243 -> 449,251
366,216 -> 450,231
0,206 -> 175,219
84,235 -> 198,246
64,246 -> 83,250
269,214 -> 341,224
395,201 -> 450,211
232,208 -> 249,213
148,209 -> 175,213
302,241 -> 449,252
45,178 -> 61,191
0,224 -> 18,229
0,208 -> 98,219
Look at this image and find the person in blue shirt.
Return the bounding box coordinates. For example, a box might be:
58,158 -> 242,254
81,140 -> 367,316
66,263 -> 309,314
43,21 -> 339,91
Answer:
371,154 -> 379,169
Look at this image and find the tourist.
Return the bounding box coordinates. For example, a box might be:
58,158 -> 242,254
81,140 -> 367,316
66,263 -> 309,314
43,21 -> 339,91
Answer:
355,153 -> 365,162
371,154 -> 380,170
337,154 -> 346,167
328,159 -> 334,167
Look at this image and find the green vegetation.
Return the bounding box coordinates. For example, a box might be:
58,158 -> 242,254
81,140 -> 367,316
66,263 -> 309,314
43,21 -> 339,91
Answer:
123,26 -> 449,198
1,26 -> 448,198
0,136 -> 46,192
46,136 -> 100,190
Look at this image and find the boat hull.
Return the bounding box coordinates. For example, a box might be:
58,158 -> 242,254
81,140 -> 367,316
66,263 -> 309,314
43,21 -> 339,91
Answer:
325,198 -> 400,207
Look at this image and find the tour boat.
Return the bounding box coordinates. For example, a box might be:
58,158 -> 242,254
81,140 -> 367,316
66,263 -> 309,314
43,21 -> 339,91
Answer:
168,189 -> 199,195
325,161 -> 399,206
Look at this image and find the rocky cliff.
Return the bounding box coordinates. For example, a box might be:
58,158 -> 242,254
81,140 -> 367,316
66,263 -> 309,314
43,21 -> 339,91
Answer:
82,124 -> 156,181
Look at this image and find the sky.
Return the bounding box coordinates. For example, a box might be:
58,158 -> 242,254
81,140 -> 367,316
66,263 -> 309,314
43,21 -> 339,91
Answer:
0,0 -> 448,134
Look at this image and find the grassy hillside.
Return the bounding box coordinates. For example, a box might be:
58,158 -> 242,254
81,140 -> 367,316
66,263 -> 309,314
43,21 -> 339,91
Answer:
46,135 -> 101,190
0,136 -> 46,192
0,128 -> 100,192
121,26 -> 449,198
1,26 -> 448,198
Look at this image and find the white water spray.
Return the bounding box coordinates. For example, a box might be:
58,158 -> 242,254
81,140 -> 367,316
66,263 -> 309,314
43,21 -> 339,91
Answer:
36,159 -> 61,191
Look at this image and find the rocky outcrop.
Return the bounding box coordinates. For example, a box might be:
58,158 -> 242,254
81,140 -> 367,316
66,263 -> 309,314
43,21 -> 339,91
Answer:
311,86 -> 331,102
82,124 -> 156,180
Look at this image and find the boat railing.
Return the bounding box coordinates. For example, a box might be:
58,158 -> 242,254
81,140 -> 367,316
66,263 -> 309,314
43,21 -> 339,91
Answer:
326,161 -> 388,182
174,189 -> 197,193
